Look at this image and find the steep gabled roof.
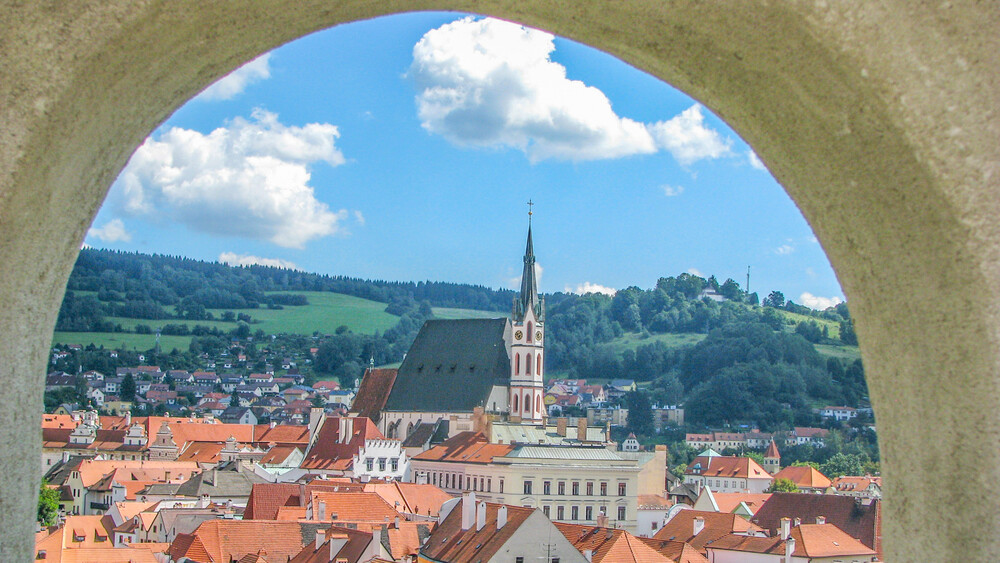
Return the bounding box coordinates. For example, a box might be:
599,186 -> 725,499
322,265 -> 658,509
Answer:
685,455 -> 771,481
384,318 -> 511,412
300,417 -> 383,470
420,499 -> 536,562
244,482 -> 366,520
349,368 -> 398,422
363,482 -> 454,517
637,537 -> 710,563
168,520 -> 316,563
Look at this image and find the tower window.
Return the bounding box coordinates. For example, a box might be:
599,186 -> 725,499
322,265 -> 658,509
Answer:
525,394 -> 531,414
527,322 -> 533,342
515,353 -> 520,376
537,354 -> 542,375
513,394 -> 518,412
526,354 -> 531,375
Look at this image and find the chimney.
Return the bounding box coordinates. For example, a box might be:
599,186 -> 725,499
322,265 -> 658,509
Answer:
793,517 -> 801,527
596,511 -> 608,528
496,505 -> 508,529
577,418 -> 588,440
476,501 -> 487,531
583,549 -> 593,562
779,517 -> 791,540
370,527 -> 382,558
316,529 -> 325,546
816,515 -> 826,525
784,536 -> 796,560
461,493 -> 477,530
557,418 -> 567,437
317,500 -> 327,521
342,417 -> 354,444
693,517 -> 705,536
394,517 -> 400,529
327,532 -> 349,559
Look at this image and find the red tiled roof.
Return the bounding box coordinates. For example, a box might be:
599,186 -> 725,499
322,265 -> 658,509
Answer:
652,510 -> 763,554
244,482 -> 366,520
349,368 -> 397,421
307,491 -> 401,523
168,520 -> 312,563
765,440 -> 780,458
300,417 -> 383,470
421,499 -> 537,562
772,466 -> 832,489
637,537 -> 710,563
706,493 -> 771,515
685,455 -> 772,481
554,522 -> 672,562
363,482 -> 454,517
411,431 -> 513,464
750,492 -> 882,556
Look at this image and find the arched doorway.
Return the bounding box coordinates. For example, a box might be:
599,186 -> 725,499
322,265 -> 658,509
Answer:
2,4 -> 998,560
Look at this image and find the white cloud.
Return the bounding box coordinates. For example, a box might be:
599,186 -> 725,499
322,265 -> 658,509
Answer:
410,17 -> 665,162
198,54 -> 272,101
87,219 -> 132,243
687,268 -> 704,277
748,150 -> 766,170
799,292 -> 843,310
219,252 -> 299,270
566,282 -> 617,296
775,244 -> 795,255
647,105 -> 732,165
353,210 -> 366,226
661,184 -> 684,197
115,108 -> 347,248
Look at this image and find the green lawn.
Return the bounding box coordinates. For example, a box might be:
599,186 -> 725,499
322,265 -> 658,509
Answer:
814,343 -> 862,362
431,307 -> 504,320
52,331 -> 194,352
52,291 -> 400,349
780,310 -> 842,339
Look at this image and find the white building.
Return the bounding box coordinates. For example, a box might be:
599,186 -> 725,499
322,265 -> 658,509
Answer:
353,438 -> 410,481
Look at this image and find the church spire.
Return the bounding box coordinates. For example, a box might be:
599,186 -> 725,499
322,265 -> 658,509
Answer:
515,202 -> 542,322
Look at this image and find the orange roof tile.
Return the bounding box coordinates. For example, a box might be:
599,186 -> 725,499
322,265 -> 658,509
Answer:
652,510 -> 764,554
169,520 -> 312,563
411,431 -> 513,464
554,522 -> 672,562
307,491 -> 402,523
300,417 -> 383,470
707,493 -> 771,514
772,465 -> 832,489
421,499 -> 537,562
363,482 -> 454,517
685,456 -> 771,481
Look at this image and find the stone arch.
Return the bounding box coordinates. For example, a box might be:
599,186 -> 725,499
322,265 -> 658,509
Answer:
2,4 -> 998,560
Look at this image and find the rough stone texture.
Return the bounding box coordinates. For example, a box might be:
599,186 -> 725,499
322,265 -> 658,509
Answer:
1,2 -> 997,560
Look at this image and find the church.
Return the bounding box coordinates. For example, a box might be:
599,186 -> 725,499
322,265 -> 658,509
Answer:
362,219 -> 546,443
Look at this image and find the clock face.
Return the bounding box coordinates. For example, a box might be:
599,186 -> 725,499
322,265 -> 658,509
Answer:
514,330 -> 524,341
535,331 -> 543,342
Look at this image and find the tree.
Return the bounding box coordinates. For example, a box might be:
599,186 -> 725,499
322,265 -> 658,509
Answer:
37,480 -> 59,527
766,477 -> 799,493
840,319 -> 858,345
120,373 -> 136,402
625,390 -> 653,436
764,291 -> 785,308
821,452 -> 869,478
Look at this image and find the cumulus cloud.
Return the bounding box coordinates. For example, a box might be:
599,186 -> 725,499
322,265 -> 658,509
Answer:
566,282 -> 617,296
775,244 -> 795,255
219,252 -> 299,270
687,268 -> 704,277
198,54 -> 272,101
115,108 -> 348,248
748,150 -> 766,170
662,185 -> 684,197
799,292 -> 843,310
647,105 -> 732,164
88,219 -> 132,243
409,17 -> 729,164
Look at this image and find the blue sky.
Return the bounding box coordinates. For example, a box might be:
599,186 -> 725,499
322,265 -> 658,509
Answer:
86,12 -> 844,309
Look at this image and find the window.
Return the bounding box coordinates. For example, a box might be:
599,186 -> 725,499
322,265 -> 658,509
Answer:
543,481 -> 551,495
458,475 -> 463,490
537,354 -> 542,375
526,355 -> 531,375
480,477 -> 485,491
571,506 -> 579,520
572,482 -> 579,495
618,506 -> 626,521
558,482 -> 565,495
516,558 -> 524,563
586,482 -> 594,496
378,458 -> 386,471
513,393 -> 518,411
724,480 -> 728,488
600,482 -> 607,496
557,506 -> 564,520
488,478 -> 492,492
523,480 -> 532,495
391,458 -> 398,472
543,505 -> 550,517
551,558 -> 559,563
500,479 -> 504,493
366,459 -> 373,471
651,521 -> 658,530
527,322 -> 533,342
515,353 -> 520,375
585,506 -> 593,521
618,483 -> 627,496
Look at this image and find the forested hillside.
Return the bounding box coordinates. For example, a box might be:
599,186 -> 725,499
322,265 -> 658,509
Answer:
54,249 -> 864,429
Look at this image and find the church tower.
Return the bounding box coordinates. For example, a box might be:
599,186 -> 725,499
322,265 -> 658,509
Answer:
510,204 -> 545,424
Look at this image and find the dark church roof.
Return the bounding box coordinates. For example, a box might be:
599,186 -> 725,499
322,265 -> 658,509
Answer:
384,318 -> 511,412
349,368 -> 398,422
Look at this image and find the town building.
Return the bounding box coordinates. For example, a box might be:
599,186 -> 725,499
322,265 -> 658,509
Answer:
683,450 -> 774,494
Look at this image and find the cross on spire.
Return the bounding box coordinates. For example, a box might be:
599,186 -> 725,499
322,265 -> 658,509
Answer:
527,199 -> 534,224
